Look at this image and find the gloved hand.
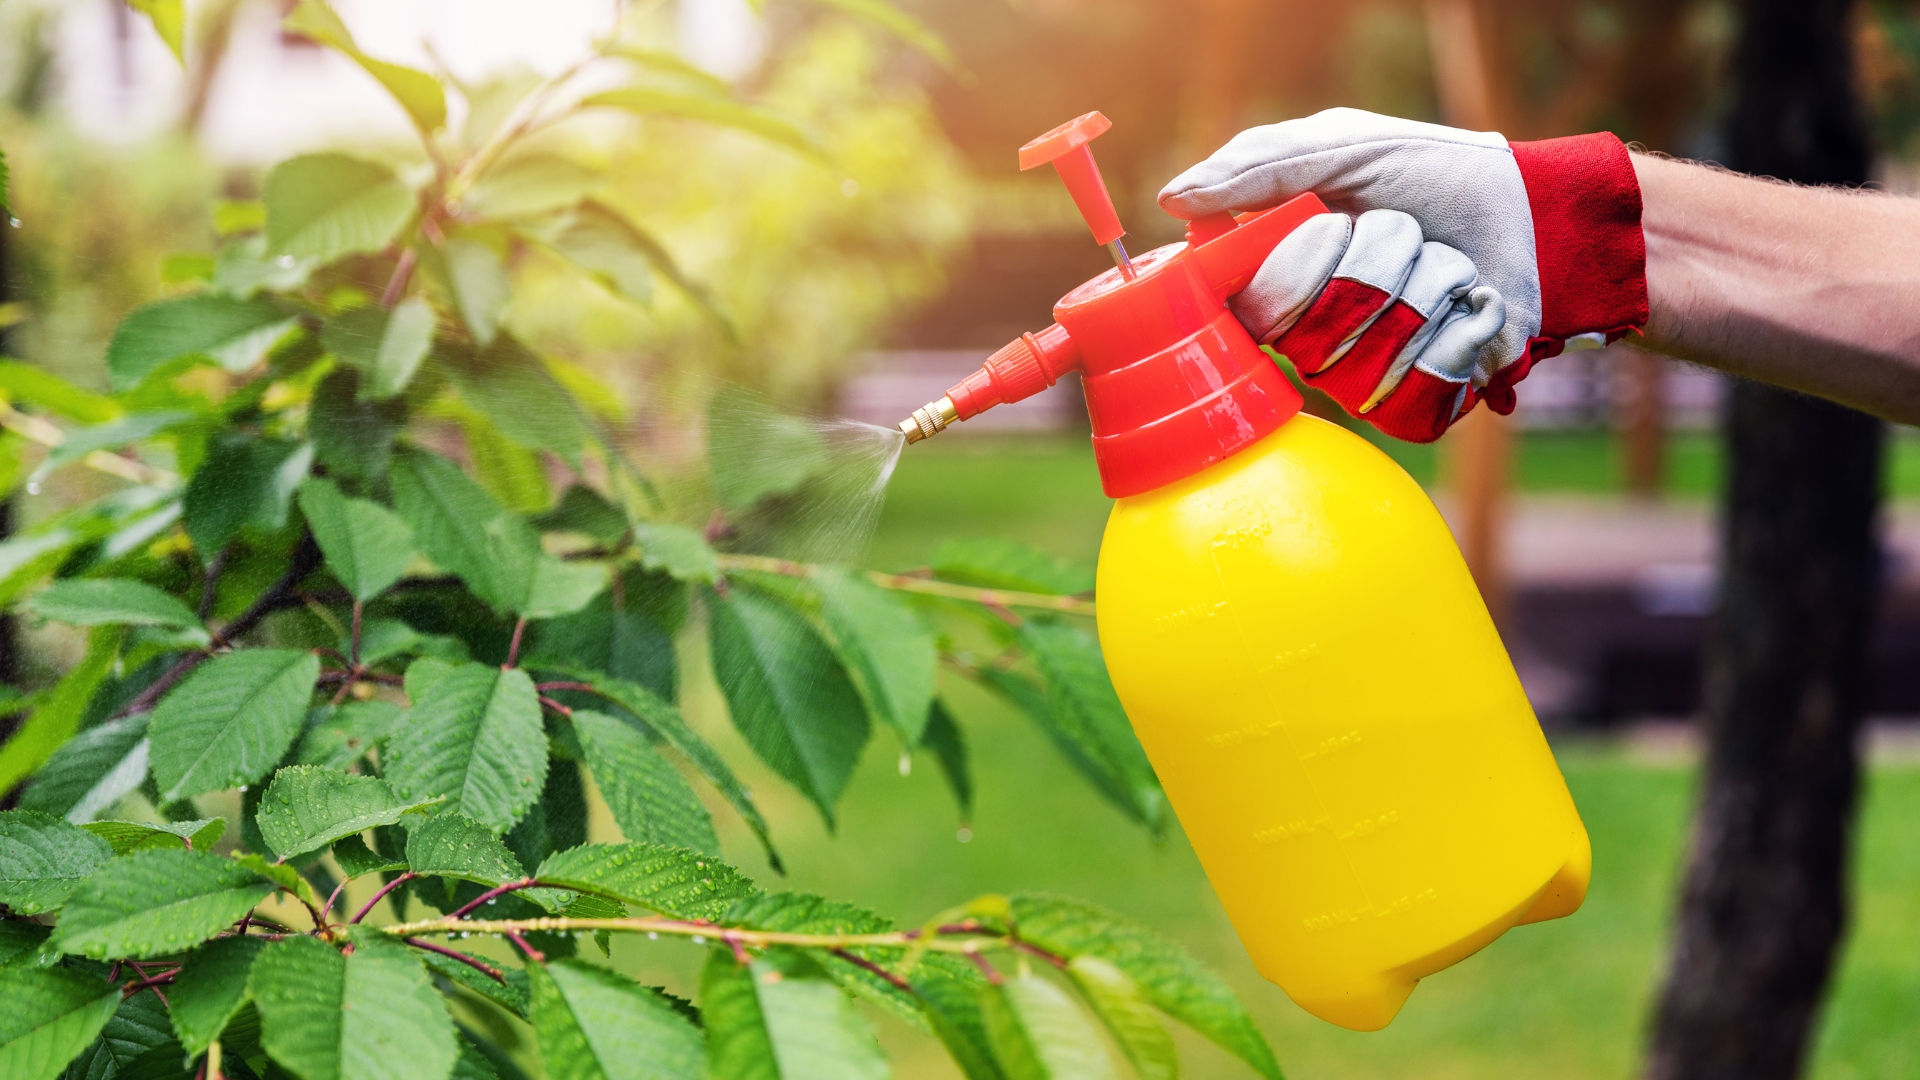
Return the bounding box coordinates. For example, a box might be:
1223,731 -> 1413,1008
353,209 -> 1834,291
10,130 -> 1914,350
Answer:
1161,108 -> 1648,442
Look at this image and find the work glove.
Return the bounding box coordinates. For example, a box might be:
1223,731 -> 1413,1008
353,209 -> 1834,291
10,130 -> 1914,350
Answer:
1160,108 -> 1648,442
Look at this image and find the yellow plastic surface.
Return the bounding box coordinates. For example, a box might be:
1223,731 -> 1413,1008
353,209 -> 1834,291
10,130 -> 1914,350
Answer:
1096,414 -> 1589,1031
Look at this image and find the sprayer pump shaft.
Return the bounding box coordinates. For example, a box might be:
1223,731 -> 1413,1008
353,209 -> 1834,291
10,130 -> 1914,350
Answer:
1107,239 -> 1137,280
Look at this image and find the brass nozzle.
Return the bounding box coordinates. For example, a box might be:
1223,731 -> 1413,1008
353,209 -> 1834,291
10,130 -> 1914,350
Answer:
898,396 -> 959,444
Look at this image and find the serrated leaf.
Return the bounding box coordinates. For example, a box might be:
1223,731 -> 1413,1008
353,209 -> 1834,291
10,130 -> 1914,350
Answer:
80,816 -> 224,855
299,479 -> 415,601
389,449 -> 519,608
51,849 -> 274,960
0,361 -> 118,424
528,201 -> 655,306
294,700 -> 404,770
573,710 -> 718,855
0,627 -> 123,807
707,584 -> 869,829
170,935 -> 269,1057
997,621 -> 1163,830
583,88 -> 825,160
522,557 -> 607,621
402,810 -> 569,912
529,594 -> 675,702
67,979 -> 180,1077
148,649 -> 322,803
723,891 -> 922,1031
0,965 -> 120,1080
528,960 -> 704,1080
283,1 -> 447,134
308,367 -> 406,485
421,949 -> 529,1019
0,920 -> 51,967
465,153 -> 604,220
0,530 -> 87,611
251,933 -> 458,1080
385,664 -> 547,833
532,485 -> 628,543
126,0 -> 185,61
332,833 -> 407,878
23,578 -> 202,635
256,766 -> 438,859
265,153 -> 414,264
544,670 -> 778,871
706,387 -> 829,510
506,761 -> 588,878
321,298 -> 434,401
748,569 -> 933,744
0,810 -> 113,914
230,852 -> 320,906
921,699 -> 972,821
104,295 -> 298,390
17,714 -> 149,822
182,434 -> 315,556
701,948 -> 889,1080
534,843 -> 755,920
1009,895 -> 1280,1079
1065,956 -> 1176,1080
634,522 -> 716,582
930,540 -> 1093,596
981,971 -> 1118,1080
439,334 -> 594,461
459,406 -> 551,514
912,958 -> 1004,1080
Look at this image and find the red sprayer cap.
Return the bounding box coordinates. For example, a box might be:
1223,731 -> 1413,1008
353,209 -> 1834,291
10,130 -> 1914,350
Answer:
1019,111 -> 1126,247
902,113 -> 1328,499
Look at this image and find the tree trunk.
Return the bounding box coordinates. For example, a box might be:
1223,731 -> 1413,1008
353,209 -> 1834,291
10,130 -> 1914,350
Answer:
1645,0 -> 1882,1076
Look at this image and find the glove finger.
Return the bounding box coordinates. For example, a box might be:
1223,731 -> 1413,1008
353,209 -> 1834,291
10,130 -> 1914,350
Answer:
1362,286 -> 1508,443
1228,213 -> 1351,342
1305,240 -> 1477,416
1274,209 -> 1423,377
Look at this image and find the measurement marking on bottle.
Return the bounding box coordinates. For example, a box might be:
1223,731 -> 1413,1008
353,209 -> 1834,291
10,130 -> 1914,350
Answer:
1154,600 -> 1226,633
1255,641 -> 1321,673
1211,520 -> 1273,548
1297,727 -> 1361,760
1332,808 -> 1399,840
1205,718 -> 1288,749
1300,888 -> 1437,934
1252,818 -> 1327,845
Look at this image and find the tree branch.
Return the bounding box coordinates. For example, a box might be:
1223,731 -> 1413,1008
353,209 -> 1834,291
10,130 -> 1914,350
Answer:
383,914 -> 1015,956
714,554 -> 1094,615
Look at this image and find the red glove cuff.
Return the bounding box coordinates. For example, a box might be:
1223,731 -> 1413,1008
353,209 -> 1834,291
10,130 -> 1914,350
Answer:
1483,133 -> 1649,415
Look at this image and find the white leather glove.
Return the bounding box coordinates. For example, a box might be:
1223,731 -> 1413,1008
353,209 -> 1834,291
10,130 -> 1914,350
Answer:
1161,108 -> 1649,441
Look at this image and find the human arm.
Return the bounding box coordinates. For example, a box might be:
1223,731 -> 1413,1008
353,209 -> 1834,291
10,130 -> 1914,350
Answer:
1634,152 -> 1920,425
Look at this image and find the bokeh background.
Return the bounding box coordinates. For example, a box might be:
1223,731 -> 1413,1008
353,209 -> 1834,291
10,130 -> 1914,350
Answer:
4,1 -> 1920,1076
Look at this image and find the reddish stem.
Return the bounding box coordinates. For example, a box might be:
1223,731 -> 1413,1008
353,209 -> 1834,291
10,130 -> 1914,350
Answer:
538,695 -> 572,717
505,618 -> 528,668
725,932 -> 751,965
449,877 -> 543,919
323,877 -> 353,918
968,951 -> 1002,985
350,601 -> 364,667
380,247 -> 418,308
405,937 -> 506,982
122,969 -> 180,998
832,948 -> 912,991
352,872 -> 416,924
506,931 -> 545,963
536,681 -> 597,693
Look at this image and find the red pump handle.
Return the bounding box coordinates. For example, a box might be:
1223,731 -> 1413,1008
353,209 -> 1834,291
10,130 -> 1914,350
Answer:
1019,112 -> 1126,247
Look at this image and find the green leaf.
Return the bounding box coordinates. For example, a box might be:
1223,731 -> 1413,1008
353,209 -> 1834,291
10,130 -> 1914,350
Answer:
16,713 -> 149,821
1009,895 -> 1280,1079
573,710 -> 718,855
911,959 -> 1004,1080
293,700 -> 404,770
700,948 -> 889,1080
283,1 -> 447,134
532,485 -> 628,543
634,522 -> 717,582
528,960 -> 704,1080
921,699 -> 972,821
459,407 -> 552,514
1015,620 -> 1163,828
930,540 -> 1093,596
583,88 -> 826,161
67,980 -> 180,1077
170,935 -> 270,1057
506,760 -> 588,877
50,849 -> 275,960
0,919 -> 51,967
0,361 -> 119,423
529,593 -> 676,702
231,852 -> 321,906
0,529 -> 87,610
536,670 -> 778,871
706,386 -> 829,510
0,810 -> 113,914
331,834 -> 407,878
528,201 -> 653,306
80,816 -> 225,855
421,949 -> 529,1019
748,569 -> 934,744
389,449 -> 517,608
465,153 -> 604,220
265,153 -> 415,264
25,411 -> 188,490
251,933 -> 459,1080
439,335 -> 595,461
182,434 -> 315,556
1065,957 -> 1176,1080
212,232 -> 319,297
707,584 -> 869,828
299,478 -> 415,601
24,578 -> 202,634
722,891 -> 922,1030
104,295 -> 298,390
321,297 -> 434,401
533,843 -> 755,920
148,649 -> 322,803
0,626 -> 122,797
403,810 -> 569,912
308,367 -> 406,485
384,664 -> 547,833
433,234 -> 511,346
522,557 -> 608,621
0,965 -> 120,1080
126,0 -> 186,62
213,197 -> 268,237
256,766 -> 439,859
981,970 -> 1119,1080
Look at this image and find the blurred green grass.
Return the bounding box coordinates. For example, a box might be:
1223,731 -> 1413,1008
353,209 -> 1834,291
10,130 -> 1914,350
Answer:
598,429 -> 1920,1080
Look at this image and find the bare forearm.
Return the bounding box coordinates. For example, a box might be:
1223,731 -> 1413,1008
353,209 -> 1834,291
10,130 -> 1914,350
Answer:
1634,152 -> 1920,424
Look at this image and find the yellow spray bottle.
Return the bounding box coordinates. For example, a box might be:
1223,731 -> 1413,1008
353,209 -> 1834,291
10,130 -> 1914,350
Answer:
898,112 -> 1588,1031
